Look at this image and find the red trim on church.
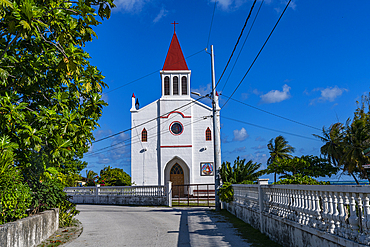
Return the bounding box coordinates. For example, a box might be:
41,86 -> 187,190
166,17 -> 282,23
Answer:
160,145 -> 192,148
162,33 -> 188,70
160,111 -> 191,118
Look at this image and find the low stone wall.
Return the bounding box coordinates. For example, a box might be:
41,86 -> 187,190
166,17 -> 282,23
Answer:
69,194 -> 167,206
0,208 -> 59,247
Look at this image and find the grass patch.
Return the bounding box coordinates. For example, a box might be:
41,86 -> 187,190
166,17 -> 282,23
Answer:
214,209 -> 282,247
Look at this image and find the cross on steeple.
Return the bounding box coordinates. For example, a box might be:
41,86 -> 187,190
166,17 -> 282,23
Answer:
171,21 -> 178,33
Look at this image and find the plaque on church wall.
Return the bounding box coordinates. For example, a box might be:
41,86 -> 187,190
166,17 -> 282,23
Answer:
201,162 -> 214,176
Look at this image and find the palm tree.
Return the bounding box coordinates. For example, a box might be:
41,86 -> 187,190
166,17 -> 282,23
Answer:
341,119 -> 370,183
220,157 -> 263,184
313,123 -> 345,168
86,170 -> 98,186
267,135 -> 295,183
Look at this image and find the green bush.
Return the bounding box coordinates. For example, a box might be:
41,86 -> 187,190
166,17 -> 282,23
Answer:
274,174 -> 330,185
0,167 -> 32,225
0,136 -> 32,225
28,179 -> 79,227
218,182 -> 234,203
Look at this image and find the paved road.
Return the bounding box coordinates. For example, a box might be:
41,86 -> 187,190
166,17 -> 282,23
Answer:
65,205 -> 250,247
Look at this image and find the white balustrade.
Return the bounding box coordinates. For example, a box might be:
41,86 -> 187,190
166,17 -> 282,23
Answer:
64,185 -> 165,197
231,183 -> 370,245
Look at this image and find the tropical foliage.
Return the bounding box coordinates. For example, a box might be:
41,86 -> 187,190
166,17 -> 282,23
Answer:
274,174 -> 330,185
220,157 -> 264,184
0,0 -> 114,225
314,93 -> 370,184
267,135 -> 295,183
98,166 -> 131,186
263,155 -> 338,180
218,182 -> 234,203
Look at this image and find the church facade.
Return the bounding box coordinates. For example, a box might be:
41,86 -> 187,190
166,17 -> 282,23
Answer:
130,31 -> 215,187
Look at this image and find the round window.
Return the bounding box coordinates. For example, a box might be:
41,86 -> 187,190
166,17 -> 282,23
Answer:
170,122 -> 183,135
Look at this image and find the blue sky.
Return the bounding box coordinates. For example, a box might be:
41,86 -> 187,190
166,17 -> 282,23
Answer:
82,0 -> 370,182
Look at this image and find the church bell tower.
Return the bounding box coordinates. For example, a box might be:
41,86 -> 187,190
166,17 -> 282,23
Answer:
160,31 -> 191,99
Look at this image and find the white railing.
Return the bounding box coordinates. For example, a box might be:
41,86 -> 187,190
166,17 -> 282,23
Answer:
64,185 -> 166,197
231,182 -> 370,245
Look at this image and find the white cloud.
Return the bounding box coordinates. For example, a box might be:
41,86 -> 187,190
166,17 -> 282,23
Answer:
260,84 -> 291,103
255,136 -> 266,142
210,0 -> 248,11
232,127 -> 249,141
113,0 -> 149,12
251,145 -> 265,150
153,7 -> 168,23
191,83 -> 211,97
310,86 -> 348,105
230,146 -> 246,153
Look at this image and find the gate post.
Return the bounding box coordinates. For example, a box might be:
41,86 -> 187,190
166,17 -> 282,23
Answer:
258,179 -> 269,233
95,184 -> 100,204
167,181 -> 172,207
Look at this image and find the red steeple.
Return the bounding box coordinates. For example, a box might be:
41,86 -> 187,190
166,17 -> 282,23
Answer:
162,32 -> 188,70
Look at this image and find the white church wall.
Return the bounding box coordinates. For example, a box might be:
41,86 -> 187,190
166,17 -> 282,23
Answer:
131,100 -> 159,186
191,101 -> 215,185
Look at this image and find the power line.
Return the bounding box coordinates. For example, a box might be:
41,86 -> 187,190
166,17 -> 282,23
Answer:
220,0 -> 264,93
206,0 -> 217,48
221,115 -> 320,141
104,49 -> 206,94
220,93 -> 321,131
92,95 -> 209,143
86,100 -> 201,155
86,117 -> 210,156
221,0 -> 291,109
214,0 -> 257,89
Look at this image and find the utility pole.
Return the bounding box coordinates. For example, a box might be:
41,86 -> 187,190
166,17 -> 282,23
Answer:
211,45 -> 221,211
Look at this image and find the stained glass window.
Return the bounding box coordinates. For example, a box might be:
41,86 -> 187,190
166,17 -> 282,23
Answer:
206,127 -> 212,141
141,128 -> 147,142
170,163 -> 183,174
170,122 -> 183,135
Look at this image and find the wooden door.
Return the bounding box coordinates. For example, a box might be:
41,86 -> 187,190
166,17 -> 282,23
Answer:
170,163 -> 184,197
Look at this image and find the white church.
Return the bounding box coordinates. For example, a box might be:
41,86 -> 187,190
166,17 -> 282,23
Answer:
130,30 -> 215,187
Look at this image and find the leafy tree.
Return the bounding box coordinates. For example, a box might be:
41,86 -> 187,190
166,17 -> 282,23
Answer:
267,135 -> 295,182
263,155 -> 338,180
0,0 -> 114,178
98,166 -> 131,186
274,174 -> 330,185
315,94 -> 370,184
218,182 -> 234,203
220,157 -> 263,184
86,169 -> 98,186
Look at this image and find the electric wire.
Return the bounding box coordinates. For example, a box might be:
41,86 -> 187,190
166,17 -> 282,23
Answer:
220,93 -> 321,131
86,117 -> 210,156
206,0 -> 217,48
86,99 -> 204,155
92,95 -> 209,143
214,0 -> 257,89
221,0 -> 291,109
104,49 -> 206,94
220,0 -> 264,93
221,115 -> 320,141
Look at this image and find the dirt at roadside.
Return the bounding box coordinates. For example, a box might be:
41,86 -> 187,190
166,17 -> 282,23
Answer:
37,220 -> 83,247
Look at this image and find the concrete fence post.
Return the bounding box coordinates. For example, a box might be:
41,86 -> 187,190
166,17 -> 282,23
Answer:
96,184 -> 100,204
258,178 -> 269,234
167,181 -> 172,207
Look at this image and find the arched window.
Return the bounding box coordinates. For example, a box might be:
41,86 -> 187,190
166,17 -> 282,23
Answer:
164,76 -> 170,95
141,128 -> 147,142
206,127 -> 212,141
173,76 -> 179,95
170,163 -> 183,174
181,76 -> 187,95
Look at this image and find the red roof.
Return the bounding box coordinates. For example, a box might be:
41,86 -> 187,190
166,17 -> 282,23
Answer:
162,33 -> 188,70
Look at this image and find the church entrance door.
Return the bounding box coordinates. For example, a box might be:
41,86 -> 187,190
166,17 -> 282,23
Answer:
170,163 -> 184,197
